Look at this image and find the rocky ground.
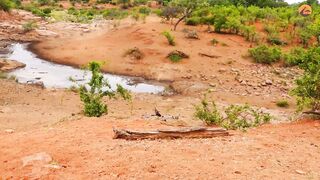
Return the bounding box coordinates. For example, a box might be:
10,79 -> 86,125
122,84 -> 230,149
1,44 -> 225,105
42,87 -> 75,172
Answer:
0,9 -> 319,179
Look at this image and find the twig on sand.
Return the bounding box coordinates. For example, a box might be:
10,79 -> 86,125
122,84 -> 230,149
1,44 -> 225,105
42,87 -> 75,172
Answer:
198,53 -> 221,59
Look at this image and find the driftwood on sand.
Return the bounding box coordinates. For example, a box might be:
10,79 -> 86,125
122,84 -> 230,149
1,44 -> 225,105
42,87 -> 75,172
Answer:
303,111 -> 320,116
113,127 -> 229,140
198,53 -> 221,59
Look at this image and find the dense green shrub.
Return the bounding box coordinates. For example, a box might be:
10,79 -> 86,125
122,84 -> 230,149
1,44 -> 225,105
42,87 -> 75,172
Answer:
194,97 -> 271,130
22,21 -> 38,32
102,8 -> 128,19
0,0 -> 14,11
162,31 -> 175,46
79,61 -> 131,117
276,100 -> 289,108
267,35 -> 287,46
249,45 -> 282,64
194,99 -> 223,125
283,47 -> 306,67
167,50 -> 189,63
223,104 -> 271,130
292,47 -> 320,112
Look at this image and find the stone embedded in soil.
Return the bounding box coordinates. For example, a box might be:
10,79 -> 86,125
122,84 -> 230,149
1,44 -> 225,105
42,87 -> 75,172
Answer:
4,129 -> 15,134
0,59 -> 26,72
21,152 -> 53,167
35,29 -> 58,37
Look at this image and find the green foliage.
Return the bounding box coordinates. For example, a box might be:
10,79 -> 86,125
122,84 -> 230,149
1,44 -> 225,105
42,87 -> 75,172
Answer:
267,35 -> 287,46
167,50 -> 189,62
249,45 -> 282,64
79,61 -> 131,117
194,96 -> 271,130
168,54 -> 183,62
240,25 -> 259,42
162,31 -> 175,46
185,17 -> 201,26
211,38 -> 219,46
291,47 -> 320,112
170,0 -> 206,30
0,0 -> 15,11
194,98 -> 223,125
117,0 -> 131,8
276,100 -> 289,108
0,71 -> 7,79
283,47 -> 306,67
102,8 -> 129,20
223,104 -> 271,130
22,21 -> 38,32
36,0 -> 57,6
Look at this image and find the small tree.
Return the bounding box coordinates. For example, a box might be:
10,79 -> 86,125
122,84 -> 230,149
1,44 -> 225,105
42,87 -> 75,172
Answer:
292,47 -> 320,112
170,0 -> 206,30
79,61 -> 131,117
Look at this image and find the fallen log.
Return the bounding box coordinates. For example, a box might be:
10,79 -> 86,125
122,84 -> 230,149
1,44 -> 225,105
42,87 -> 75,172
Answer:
198,53 -> 221,59
303,111 -> 320,116
113,127 -> 229,140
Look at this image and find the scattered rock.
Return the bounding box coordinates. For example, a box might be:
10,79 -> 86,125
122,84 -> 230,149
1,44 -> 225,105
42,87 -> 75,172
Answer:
22,152 -> 53,167
27,81 -> 45,89
124,47 -> 144,60
35,29 -> 58,37
265,79 -> 273,85
295,170 -> 306,175
4,129 -> 14,134
167,50 -> 189,59
218,68 -> 227,73
185,30 -> 199,39
0,59 -> 26,72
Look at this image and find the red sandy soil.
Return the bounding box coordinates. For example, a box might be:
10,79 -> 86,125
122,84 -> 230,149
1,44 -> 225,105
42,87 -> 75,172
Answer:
0,11 -> 319,179
0,79 -> 319,179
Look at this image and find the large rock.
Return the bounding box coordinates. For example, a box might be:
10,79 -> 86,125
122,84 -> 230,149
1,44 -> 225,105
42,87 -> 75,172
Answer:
0,59 -> 26,72
35,29 -> 58,37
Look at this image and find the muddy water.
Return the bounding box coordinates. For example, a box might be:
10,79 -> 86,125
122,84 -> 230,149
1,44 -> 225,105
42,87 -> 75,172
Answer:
6,43 -> 165,93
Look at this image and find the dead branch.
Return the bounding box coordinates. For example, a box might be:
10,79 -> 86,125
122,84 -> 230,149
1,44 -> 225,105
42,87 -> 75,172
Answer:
198,53 -> 221,59
113,127 -> 229,140
303,111 -> 320,116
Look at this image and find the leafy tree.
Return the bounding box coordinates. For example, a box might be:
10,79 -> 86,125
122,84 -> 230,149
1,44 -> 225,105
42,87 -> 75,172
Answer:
170,0 -> 206,30
292,47 -> 320,112
79,61 -> 131,117
249,45 -> 282,64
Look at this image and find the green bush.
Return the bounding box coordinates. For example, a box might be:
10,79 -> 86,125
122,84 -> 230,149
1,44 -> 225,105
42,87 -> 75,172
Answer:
79,61 -> 131,117
168,54 -> 183,62
194,98 -> 223,125
185,17 -> 201,26
22,21 -> 38,32
102,8 -> 128,20
283,47 -> 306,67
211,38 -> 219,46
276,100 -> 289,108
291,47 -> 320,112
267,35 -> 287,46
0,0 -> 14,11
194,97 -> 271,130
167,50 -> 189,63
223,104 -> 271,130
249,45 -> 282,64
162,31 -> 175,46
